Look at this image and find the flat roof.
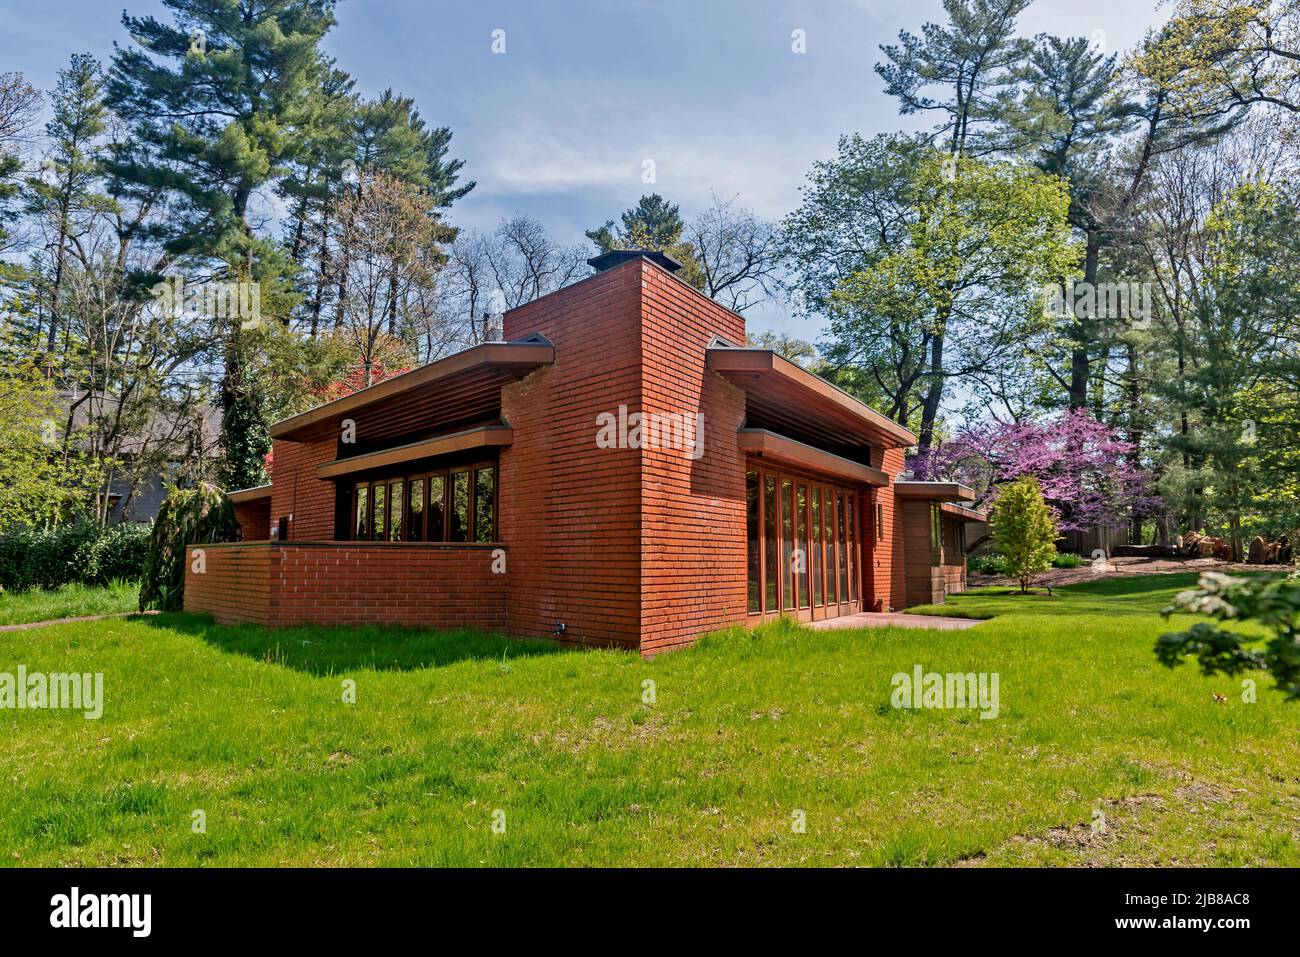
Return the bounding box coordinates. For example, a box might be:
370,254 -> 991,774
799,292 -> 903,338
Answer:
893,481 -> 977,502
269,340 -> 554,442
228,484 -> 272,503
707,348 -> 917,449
737,429 -> 889,486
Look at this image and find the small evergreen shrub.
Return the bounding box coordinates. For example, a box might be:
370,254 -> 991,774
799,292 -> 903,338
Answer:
1051,552 -> 1086,569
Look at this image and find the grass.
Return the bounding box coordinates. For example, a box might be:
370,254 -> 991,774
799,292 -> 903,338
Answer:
0,573 -> 1296,867
0,580 -> 139,627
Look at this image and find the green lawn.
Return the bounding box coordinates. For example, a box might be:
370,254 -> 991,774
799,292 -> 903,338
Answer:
1,574 -> 1296,866
0,580 -> 139,627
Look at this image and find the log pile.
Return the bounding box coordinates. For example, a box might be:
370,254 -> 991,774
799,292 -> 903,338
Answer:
1175,531 -> 1293,564
1245,535 -> 1292,565
1177,531 -> 1234,561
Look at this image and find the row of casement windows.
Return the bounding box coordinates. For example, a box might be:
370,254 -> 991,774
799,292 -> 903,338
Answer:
352,462 -> 497,543
745,468 -> 862,615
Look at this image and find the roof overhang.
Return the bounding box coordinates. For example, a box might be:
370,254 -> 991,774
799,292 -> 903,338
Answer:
893,481 -> 977,503
270,340 -> 554,443
227,484 -> 272,504
940,501 -> 987,521
737,429 -> 889,486
317,424 -> 514,480
707,348 -> 916,450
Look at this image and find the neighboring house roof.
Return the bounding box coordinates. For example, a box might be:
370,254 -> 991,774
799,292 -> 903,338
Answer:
61,392 -> 220,458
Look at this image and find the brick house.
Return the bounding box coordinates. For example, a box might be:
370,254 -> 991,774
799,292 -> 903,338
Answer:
186,251 -> 976,655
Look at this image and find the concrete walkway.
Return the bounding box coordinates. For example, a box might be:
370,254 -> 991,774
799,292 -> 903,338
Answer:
809,611 -> 983,632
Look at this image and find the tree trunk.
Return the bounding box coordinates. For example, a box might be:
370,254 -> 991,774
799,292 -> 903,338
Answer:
1068,228 -> 1101,410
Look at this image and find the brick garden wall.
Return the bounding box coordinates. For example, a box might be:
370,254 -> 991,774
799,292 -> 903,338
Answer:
184,542 -> 506,630
183,543 -> 272,625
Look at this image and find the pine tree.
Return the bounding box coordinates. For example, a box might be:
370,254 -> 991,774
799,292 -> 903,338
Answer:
586,193 -> 703,286
876,0 -> 1034,157
26,53 -> 111,358
107,0 -> 339,489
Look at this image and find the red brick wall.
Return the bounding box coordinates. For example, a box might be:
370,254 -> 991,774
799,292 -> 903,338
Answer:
873,446 -> 908,611
269,436 -> 337,541
183,542 -> 506,630
500,263 -> 644,648
234,499 -> 271,541
637,263 -> 748,655
183,543 -> 272,625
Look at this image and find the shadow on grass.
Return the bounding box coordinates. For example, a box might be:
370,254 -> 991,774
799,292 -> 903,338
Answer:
145,612 -> 568,675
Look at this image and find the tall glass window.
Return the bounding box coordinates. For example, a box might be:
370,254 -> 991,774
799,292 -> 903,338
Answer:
474,466 -> 495,542
812,489 -> 823,607
428,474 -> 446,541
407,479 -> 425,541
354,484 -> 370,540
388,480 -> 404,541
763,476 -> 778,612
372,483 -> 387,542
449,469 -> 469,542
796,484 -> 809,608
746,471 -> 760,614
837,492 -> 849,601
781,481 -> 794,610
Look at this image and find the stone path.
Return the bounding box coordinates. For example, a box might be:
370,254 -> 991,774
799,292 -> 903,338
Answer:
0,610 -> 158,633
972,555 -> 1293,590
810,611 -> 983,632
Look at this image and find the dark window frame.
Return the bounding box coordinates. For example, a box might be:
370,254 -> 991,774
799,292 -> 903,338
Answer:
348,459 -> 498,544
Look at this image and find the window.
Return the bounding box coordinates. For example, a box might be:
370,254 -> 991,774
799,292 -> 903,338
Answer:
428,474 -> 446,542
875,501 -> 885,542
796,484 -> 810,608
745,466 -> 862,617
354,484 -> 370,539
781,481 -> 794,610
746,471 -> 760,614
408,479 -> 425,542
811,489 -> 823,607
347,461 -> 497,543
388,480 -> 404,541
373,483 -> 387,542
474,466 -> 495,543
930,503 -> 942,562
763,475 -> 778,612
449,469 -> 469,542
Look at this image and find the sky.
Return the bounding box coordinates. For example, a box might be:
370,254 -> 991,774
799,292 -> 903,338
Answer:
0,0 -> 1170,340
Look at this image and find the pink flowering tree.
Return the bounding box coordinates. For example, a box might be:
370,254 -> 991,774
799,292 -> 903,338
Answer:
909,410 -> 1158,532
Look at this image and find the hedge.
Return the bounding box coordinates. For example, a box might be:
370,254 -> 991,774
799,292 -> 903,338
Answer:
0,521 -> 151,592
